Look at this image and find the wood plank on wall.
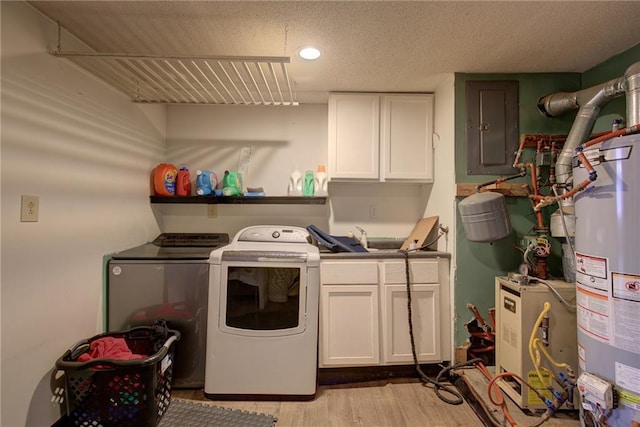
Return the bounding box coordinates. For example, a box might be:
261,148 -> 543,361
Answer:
455,183 -> 530,197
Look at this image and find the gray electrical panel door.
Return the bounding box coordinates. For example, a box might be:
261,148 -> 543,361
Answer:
466,80 -> 519,175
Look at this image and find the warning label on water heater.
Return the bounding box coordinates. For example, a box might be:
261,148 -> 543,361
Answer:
576,252 -> 608,292
612,272 -> 640,354
577,285 -> 610,343
577,258 -> 640,353
612,272 -> 640,302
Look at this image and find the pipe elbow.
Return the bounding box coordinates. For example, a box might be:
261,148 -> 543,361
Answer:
537,93 -> 578,117
624,61 -> 640,80
537,96 -> 554,118
625,61 -> 640,127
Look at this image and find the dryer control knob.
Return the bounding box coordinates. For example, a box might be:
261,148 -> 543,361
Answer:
272,231 -> 280,239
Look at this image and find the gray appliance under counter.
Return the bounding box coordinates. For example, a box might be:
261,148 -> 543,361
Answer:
107,233 -> 228,388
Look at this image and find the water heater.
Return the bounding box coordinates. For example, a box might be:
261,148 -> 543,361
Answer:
573,133 -> 640,426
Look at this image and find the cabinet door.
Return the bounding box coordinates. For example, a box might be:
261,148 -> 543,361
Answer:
328,93 -> 380,180
380,94 -> 434,182
381,284 -> 440,364
319,284 -> 380,367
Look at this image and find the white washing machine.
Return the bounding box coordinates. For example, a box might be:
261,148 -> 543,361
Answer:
205,225 -> 320,400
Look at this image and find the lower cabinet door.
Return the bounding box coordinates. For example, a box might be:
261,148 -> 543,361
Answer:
381,284 -> 441,364
319,285 -> 379,367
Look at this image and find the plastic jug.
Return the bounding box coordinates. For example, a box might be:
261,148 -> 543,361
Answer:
287,168 -> 302,196
176,165 -> 192,196
196,170 -> 218,196
314,165 -> 328,196
152,163 -> 178,196
303,170 -> 315,197
222,170 -> 242,196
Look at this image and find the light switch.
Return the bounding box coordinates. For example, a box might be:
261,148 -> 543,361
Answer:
21,195 -> 39,222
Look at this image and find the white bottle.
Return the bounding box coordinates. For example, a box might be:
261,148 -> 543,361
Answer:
314,165 -> 328,196
287,168 -> 302,196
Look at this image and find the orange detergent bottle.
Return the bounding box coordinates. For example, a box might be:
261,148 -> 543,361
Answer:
152,163 -> 178,196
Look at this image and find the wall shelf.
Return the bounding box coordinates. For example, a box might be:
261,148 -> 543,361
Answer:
150,195 -> 327,205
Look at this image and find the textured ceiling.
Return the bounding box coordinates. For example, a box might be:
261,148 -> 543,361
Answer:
28,1 -> 640,103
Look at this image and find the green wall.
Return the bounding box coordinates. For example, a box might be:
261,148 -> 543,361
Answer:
453,43 -> 640,347
584,43 -> 640,132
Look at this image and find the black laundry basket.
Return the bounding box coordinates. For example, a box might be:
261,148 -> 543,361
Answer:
55,323 -> 180,427
126,302 -> 202,384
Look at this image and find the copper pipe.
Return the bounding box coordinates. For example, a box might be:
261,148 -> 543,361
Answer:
476,363 -> 518,427
527,163 -> 546,228
476,169 -> 526,192
513,136 -> 528,168
584,124 -> 640,148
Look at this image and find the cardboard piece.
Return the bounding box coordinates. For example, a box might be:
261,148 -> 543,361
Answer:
400,216 -> 439,250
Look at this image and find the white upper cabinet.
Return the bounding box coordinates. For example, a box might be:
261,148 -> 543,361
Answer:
380,95 -> 434,181
328,93 -> 434,182
328,93 -> 380,180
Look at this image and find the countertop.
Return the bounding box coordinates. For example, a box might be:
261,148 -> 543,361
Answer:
319,249 -> 451,260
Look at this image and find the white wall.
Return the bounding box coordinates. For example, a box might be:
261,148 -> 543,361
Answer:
0,3 -> 457,425
163,88 -> 456,241
163,104 -> 331,235
1,3 -> 165,426
428,75 -> 457,358
428,75 -> 456,253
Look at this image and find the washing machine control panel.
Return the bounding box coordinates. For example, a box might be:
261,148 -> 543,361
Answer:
236,226 -> 309,243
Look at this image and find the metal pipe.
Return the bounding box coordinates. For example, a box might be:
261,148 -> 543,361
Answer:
625,61 -> 640,126
475,169 -> 526,192
538,62 -> 640,198
538,77 -> 626,190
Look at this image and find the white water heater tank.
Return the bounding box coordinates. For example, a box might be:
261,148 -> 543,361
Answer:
573,133 -> 640,426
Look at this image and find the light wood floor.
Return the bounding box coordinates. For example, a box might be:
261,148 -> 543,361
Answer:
173,378 -> 484,427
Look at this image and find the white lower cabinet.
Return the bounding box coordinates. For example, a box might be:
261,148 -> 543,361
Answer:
319,261 -> 379,367
319,258 -> 450,368
320,285 -> 379,366
381,284 -> 440,364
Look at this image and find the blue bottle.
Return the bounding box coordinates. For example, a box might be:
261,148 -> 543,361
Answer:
196,170 -> 217,195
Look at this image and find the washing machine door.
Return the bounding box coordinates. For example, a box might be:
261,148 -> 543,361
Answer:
217,251 -> 310,337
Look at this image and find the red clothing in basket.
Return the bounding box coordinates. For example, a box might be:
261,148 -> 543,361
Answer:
77,337 -> 146,362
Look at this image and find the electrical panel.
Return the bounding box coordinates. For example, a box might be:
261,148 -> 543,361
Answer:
465,80 -> 519,175
494,276 -> 579,411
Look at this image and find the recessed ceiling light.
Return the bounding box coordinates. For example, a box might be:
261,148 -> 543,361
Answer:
298,46 -> 321,60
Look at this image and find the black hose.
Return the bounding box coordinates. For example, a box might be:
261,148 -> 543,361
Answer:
401,250 -> 480,405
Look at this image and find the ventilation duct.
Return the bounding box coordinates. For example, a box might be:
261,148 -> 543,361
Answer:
537,61 -> 640,190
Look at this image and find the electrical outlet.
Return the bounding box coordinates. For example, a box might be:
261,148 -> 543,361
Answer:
207,205 -> 217,218
368,204 -> 377,219
21,195 -> 39,222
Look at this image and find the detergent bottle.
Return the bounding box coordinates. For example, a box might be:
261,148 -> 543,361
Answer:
303,170 -> 315,197
314,165 -> 328,196
152,163 -> 178,196
176,165 -> 192,196
222,170 -> 242,196
196,170 -> 218,196
287,168 -> 302,196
